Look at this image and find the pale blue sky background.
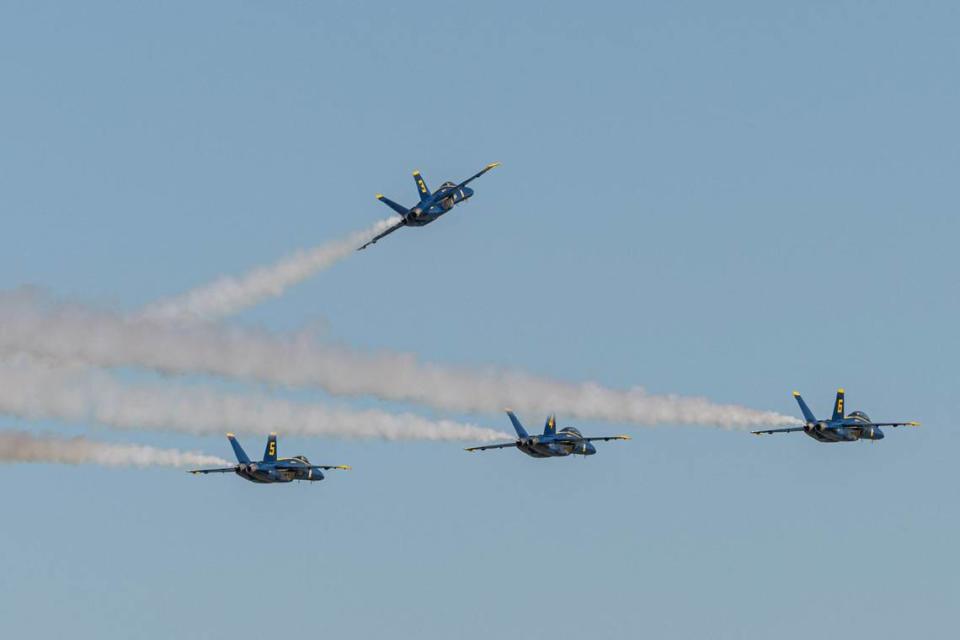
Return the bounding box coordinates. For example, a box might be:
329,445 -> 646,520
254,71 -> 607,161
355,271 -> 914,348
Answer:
1,2 -> 958,638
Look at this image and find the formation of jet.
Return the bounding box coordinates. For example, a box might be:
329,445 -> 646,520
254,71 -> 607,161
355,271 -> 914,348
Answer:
358,162 -> 501,250
189,433 -> 350,483
752,389 -> 920,443
465,411 -> 631,457
182,162 -> 924,484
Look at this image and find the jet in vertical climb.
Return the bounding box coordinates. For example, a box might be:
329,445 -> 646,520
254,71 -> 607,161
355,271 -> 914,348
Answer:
358,162 -> 501,250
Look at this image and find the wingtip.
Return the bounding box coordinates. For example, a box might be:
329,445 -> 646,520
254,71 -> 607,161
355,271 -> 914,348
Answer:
375,193 -> 384,200
619,435 -> 632,440
910,421 -> 921,427
486,161 -> 501,170
340,465 -> 352,470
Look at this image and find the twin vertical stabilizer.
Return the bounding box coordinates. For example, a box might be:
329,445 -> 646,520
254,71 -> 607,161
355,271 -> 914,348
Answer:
831,389 -> 845,421
412,170 -> 431,201
506,410 -> 529,438
227,433 -> 250,464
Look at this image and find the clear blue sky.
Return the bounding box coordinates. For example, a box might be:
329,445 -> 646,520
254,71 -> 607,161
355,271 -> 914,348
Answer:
1,2 -> 957,638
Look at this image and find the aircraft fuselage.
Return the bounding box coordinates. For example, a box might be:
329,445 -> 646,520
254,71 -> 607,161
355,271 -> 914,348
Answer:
517,434 -> 597,458
803,413 -> 884,443
234,460 -> 326,483
404,185 -> 474,226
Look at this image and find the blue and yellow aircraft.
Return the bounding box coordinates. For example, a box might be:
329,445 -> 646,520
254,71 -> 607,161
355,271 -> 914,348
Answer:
189,433 -> 350,483
465,410 -> 631,457
752,389 -> 920,443
358,162 -> 501,250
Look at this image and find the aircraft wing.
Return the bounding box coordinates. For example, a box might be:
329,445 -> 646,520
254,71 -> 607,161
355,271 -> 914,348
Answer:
581,435 -> 632,443
856,421 -> 921,428
273,462 -> 352,471
751,427 -> 806,435
358,219 -> 407,250
188,467 -> 236,474
450,162 -> 501,192
465,442 -> 517,452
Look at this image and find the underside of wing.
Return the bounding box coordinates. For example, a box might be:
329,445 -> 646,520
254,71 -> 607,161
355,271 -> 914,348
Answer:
358,219 -> 406,250
751,427 -> 806,435
582,435 -> 632,443
465,442 -> 518,452
451,162 -> 501,192
273,462 -> 351,471
188,467 -> 236,474
857,421 -> 921,428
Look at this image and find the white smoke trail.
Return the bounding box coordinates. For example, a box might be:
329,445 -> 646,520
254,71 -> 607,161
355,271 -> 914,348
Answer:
0,429 -> 229,468
0,354 -> 509,442
0,292 -> 797,430
140,217 -> 400,322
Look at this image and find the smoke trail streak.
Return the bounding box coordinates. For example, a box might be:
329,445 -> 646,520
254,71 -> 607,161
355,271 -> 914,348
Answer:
0,429 -> 229,468
0,354 -> 509,442
0,292 -> 798,429
140,217 -> 400,322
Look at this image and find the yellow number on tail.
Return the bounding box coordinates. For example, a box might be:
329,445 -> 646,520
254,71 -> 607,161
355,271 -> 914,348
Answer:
268,442 -> 276,456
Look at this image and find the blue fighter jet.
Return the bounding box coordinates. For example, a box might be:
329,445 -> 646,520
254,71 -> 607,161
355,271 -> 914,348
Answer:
465,411 -> 631,457
358,162 -> 501,250
189,433 -> 350,483
752,389 -> 920,443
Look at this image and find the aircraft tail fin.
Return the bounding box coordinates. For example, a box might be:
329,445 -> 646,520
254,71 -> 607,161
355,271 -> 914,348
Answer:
412,170 -> 431,201
793,392 -> 817,424
263,433 -> 278,462
543,414 -> 557,436
375,194 -> 409,217
505,410 -> 529,439
831,389 -> 845,421
226,433 -> 250,464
